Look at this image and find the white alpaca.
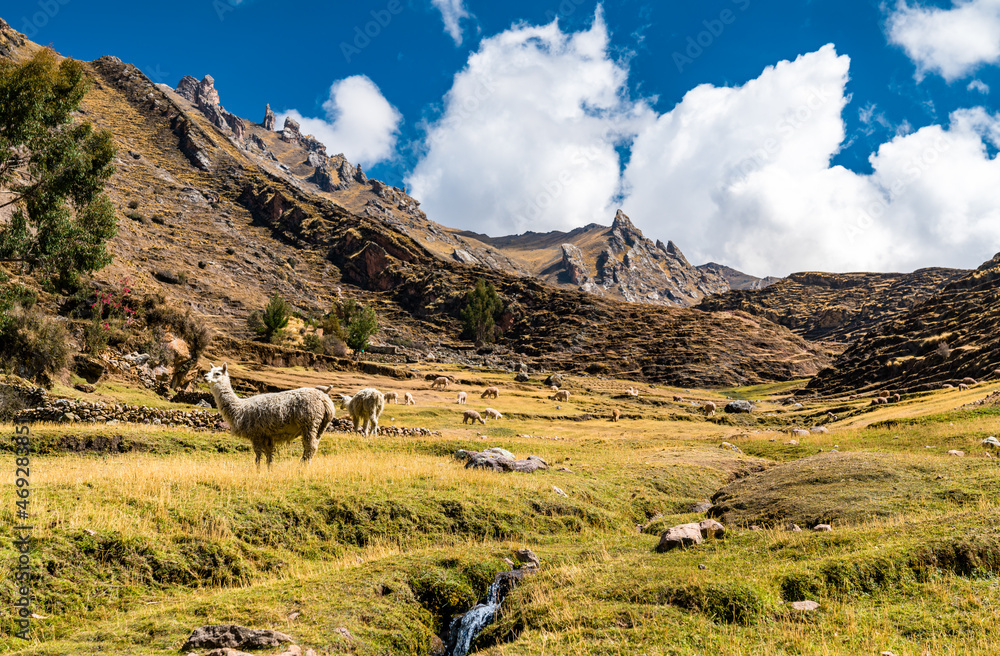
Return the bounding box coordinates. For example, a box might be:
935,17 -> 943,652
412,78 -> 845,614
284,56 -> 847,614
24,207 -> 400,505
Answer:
431,376 -> 451,389
481,386 -> 499,399
404,392 -> 415,405
456,391 -> 467,404
462,410 -> 485,425
550,390 -> 570,402
484,408 -> 502,420
384,391 -> 399,404
335,388 -> 385,437
205,363 -> 335,470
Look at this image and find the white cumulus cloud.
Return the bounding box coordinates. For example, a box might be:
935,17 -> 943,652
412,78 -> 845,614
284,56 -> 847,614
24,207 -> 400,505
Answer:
406,14 -> 1000,276
431,0 -> 473,45
276,76 -> 401,167
621,44 -> 1000,275
407,8 -> 652,236
887,0 -> 1000,82
968,78 -> 991,93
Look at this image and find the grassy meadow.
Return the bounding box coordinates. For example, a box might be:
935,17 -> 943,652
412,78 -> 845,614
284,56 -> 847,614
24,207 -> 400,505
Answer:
2,364 -> 1000,655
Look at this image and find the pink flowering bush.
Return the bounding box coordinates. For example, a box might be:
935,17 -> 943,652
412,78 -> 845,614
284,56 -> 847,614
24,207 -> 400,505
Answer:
83,278 -> 139,354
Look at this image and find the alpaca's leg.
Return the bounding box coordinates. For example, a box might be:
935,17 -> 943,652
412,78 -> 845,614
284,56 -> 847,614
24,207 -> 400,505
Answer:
254,449 -> 263,471
301,426 -> 318,462
265,446 -> 274,469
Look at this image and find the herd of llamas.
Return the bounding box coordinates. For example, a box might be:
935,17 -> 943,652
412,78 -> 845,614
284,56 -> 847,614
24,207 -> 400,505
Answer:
204,362 -> 582,469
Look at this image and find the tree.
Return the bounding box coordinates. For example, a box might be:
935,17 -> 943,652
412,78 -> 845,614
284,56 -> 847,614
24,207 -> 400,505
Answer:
251,292 -> 290,343
461,278 -> 505,345
0,48 -> 117,290
345,302 -> 379,358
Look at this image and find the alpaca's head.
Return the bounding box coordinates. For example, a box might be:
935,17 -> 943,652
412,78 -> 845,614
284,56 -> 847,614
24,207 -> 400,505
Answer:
335,394 -> 353,408
204,362 -> 229,387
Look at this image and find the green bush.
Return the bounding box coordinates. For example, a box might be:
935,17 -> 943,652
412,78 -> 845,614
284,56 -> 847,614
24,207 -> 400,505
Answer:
251,292 -> 290,343
461,279 -> 505,345
0,304 -> 72,384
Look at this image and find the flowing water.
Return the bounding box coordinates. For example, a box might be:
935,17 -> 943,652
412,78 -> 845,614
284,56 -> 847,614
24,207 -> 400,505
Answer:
446,574 -> 507,656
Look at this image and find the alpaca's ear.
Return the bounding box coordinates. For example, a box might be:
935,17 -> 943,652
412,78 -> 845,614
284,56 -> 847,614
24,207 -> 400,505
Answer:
209,362 -> 215,369
222,363 -> 228,374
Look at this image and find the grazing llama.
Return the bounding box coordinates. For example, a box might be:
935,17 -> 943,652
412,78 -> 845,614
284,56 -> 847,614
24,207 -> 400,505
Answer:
205,363 -> 335,470
404,392 -> 415,405
481,386 -> 500,399
703,401 -> 717,417
484,408 -> 503,420
463,410 -> 486,425
431,376 -> 451,389
335,388 -> 386,437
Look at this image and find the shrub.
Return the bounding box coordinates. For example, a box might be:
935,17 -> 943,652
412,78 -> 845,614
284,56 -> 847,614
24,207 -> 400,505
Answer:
322,335 -> 350,358
301,333 -> 324,353
461,279 -> 505,345
127,199 -> 139,210
345,303 -> 379,357
0,304 -> 72,384
253,292 -> 290,343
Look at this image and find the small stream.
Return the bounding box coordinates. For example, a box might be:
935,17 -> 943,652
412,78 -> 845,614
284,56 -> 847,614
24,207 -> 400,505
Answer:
445,569 -> 525,656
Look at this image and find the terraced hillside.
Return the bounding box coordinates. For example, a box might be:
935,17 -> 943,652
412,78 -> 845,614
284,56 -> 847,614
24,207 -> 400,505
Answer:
0,25 -> 832,387
807,253 -> 1000,394
697,268 -> 967,343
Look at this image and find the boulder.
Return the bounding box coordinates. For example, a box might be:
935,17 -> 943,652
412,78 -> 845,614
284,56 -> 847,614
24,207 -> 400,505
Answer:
698,519 -> 726,539
789,600 -> 820,611
515,548 -> 541,569
982,436 -> 1000,449
544,373 -> 564,388
72,355 -> 106,383
655,522 -> 703,552
719,442 -> 743,454
515,372 -> 530,382
791,429 -> 810,437
692,500 -> 712,513
947,450 -> 965,457
813,524 -> 833,532
181,625 -> 293,651
724,400 -> 755,414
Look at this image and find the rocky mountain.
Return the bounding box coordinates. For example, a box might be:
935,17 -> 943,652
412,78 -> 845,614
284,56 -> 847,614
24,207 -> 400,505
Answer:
697,262 -> 780,291
806,254 -> 1000,394
454,211 -> 762,306
0,24 -> 836,386
696,268 -> 967,344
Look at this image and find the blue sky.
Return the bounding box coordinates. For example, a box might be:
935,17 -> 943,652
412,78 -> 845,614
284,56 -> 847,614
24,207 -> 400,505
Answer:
15,0 -> 1000,275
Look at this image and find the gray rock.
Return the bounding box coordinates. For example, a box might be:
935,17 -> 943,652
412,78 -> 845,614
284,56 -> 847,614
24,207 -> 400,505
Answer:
515,548 -> 541,569
719,442 -> 743,454
544,373 -> 564,388
698,519 -> 726,539
813,524 -> 833,532
789,600 -> 820,611
724,400 -> 755,414
514,372 -> 530,382
180,625 -> 293,651
982,436 -> 1000,449
786,523 -> 802,532
263,103 -> 276,130
692,501 -> 712,513
656,522 -> 703,552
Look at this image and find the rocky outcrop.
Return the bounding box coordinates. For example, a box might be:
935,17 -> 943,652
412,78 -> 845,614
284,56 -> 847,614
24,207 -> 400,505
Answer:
807,253 -> 1000,394
174,74 -> 247,142
181,625 -> 294,652
262,103 -> 275,130
561,244 -> 590,286
698,267 -> 968,344
281,117 -> 300,142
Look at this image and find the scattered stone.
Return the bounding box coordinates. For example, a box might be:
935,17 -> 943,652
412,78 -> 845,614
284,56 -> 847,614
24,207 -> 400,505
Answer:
204,650 -> 254,656
982,436 -> 1000,449
719,442 -> 743,454
656,523 -> 703,552
881,651 -> 898,656
698,564 -> 707,570
785,440 -> 799,446
181,625 -> 293,651
74,383 -> 96,393
274,647 -> 303,656
515,548 -> 541,569
786,523 -> 802,532
947,450 -> 965,457
553,486 -> 568,497
791,429 -> 810,437
503,557 -> 515,567
749,525 -> 762,531
724,400 -> 755,414
333,627 -> 353,640
789,600 -> 820,611
810,426 -> 829,434
287,611 -> 300,621
813,524 -> 833,532
543,373 -> 564,388
692,500 -> 712,513
698,519 -> 726,539
514,371 -> 530,382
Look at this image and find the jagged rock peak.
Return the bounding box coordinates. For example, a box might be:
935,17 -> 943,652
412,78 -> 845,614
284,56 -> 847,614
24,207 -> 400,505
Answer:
263,103 -> 275,130
611,209 -> 637,233
175,75 -> 220,108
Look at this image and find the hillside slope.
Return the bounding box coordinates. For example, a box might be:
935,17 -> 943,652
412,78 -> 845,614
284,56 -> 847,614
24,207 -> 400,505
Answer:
806,254 -> 1000,394
696,268 -> 967,344
0,23 -> 833,386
